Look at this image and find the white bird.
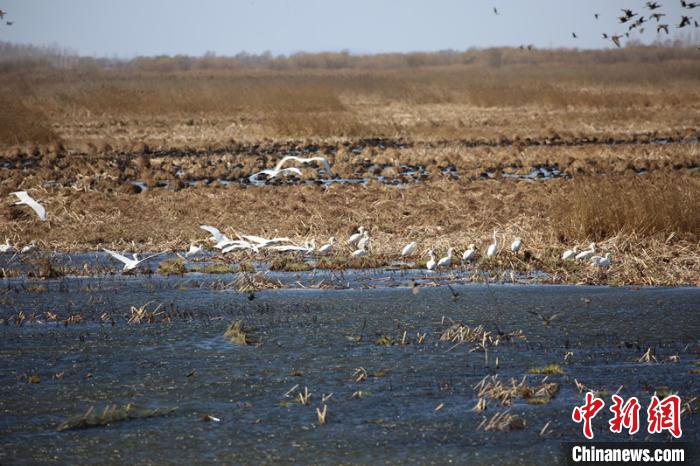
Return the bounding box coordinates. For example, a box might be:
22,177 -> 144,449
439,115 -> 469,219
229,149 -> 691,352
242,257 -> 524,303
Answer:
11,191 -> 47,221
200,225 -> 233,249
237,234 -> 292,249
486,230 -> 499,258
437,248 -> 454,269
350,248 -> 366,258
221,240 -> 260,254
462,244 -> 477,262
347,226 -> 365,245
511,237 -> 522,253
317,237 -> 335,255
185,243 -> 203,257
268,243 -> 315,254
0,239 -> 13,253
249,167 -> 303,183
590,252 -> 613,268
561,246 -> 578,261
401,241 -> 417,257
20,242 -> 36,254
273,155 -> 334,178
103,249 -> 166,272
575,243 -> 597,261
426,250 -> 437,271
356,231 -> 370,251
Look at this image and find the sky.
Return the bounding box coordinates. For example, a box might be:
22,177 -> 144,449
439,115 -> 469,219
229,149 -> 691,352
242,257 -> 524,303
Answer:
0,0 -> 696,57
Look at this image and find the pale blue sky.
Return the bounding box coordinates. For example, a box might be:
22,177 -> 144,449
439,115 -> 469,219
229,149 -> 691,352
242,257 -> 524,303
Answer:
0,0 -> 695,57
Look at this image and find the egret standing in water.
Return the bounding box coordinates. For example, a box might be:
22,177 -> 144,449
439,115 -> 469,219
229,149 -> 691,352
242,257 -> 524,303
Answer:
401,241 -> 417,257
103,249 -> 166,272
462,244 -> 477,262
486,230 -> 499,258
11,191 -> 47,221
426,250 -> 437,271
437,248 -> 454,269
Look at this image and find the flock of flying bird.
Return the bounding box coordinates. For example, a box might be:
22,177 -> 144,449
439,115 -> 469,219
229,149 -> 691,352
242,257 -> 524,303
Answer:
2,189 -> 614,273
496,2 -> 699,49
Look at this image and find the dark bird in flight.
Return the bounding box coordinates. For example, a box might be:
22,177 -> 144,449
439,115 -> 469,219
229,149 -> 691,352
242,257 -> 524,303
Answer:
594,13 -> 599,19
695,20 -> 699,26
682,1 -> 698,8
621,8 -> 637,18
650,12 -> 666,21
602,33 -> 609,39
527,310 -> 561,327
657,24 -> 670,33
5,21 -> 13,26
611,35 -> 623,47
493,7 -> 499,15
572,32 -> 578,38
646,1 -> 662,9
679,15 -> 692,27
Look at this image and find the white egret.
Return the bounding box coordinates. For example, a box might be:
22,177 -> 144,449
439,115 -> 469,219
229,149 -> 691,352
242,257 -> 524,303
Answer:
237,234 -> 292,249
221,240 -> 260,254
561,246 -> 578,261
11,191 -> 47,221
317,237 -> 335,255
511,237 -> 523,253
347,226 -> 365,245
268,243 -> 315,254
185,243 -> 203,257
575,243 -> 597,261
20,242 -> 36,254
103,249 -> 166,272
590,252 -> 612,268
486,230 -> 499,258
426,250 -> 437,271
273,155 -> 334,178
0,239 -> 13,253
356,231 -> 370,251
462,244 -> 477,262
200,225 -> 234,249
401,241 -> 417,257
248,167 -> 303,183
350,247 -> 366,258
437,248 -> 454,269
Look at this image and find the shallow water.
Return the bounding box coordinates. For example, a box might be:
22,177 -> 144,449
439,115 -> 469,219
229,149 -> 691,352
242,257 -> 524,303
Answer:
1,276 -> 698,464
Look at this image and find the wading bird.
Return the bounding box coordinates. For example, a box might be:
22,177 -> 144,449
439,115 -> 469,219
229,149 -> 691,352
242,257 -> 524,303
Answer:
401,241 -> 417,257
356,231 -> 370,251
426,250 -> 437,271
347,226 -> 365,245
561,246 -> 578,261
248,167 -> 302,183
590,252 -> 613,268
462,244 -> 477,262
437,248 -> 454,269
185,243 -> 203,257
486,230 -> 498,258
103,249 -> 165,272
11,191 -> 47,221
20,242 -> 36,254
0,239 -> 13,253
511,237 -> 523,254
273,156 -> 334,178
317,237 -> 335,255
351,245 -> 367,257
575,243 -> 597,261
200,225 -> 234,249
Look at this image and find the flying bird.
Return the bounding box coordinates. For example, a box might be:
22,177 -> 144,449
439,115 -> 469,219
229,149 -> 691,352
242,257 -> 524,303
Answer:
200,225 -> 234,249
6,21 -> 12,26
528,310 -> 561,327
679,16 -> 692,27
611,35 -> 623,47
650,12 -> 666,21
645,1 -> 662,9
11,191 -> 47,221
657,24 -> 669,33
184,243 -> 203,257
493,7 -> 499,15
572,32 -> 578,39
103,249 -> 165,272
594,13 -> 599,19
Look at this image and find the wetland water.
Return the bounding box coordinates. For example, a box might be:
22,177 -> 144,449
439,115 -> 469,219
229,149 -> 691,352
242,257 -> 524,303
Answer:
1,273 -> 698,464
